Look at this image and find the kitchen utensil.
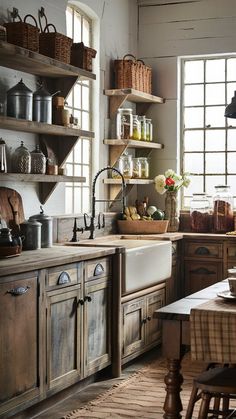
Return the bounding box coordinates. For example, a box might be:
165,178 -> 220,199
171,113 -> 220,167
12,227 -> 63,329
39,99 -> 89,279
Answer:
0,187 -> 25,229
12,141 -> 31,173
33,85 -> 60,124
7,78 -> 33,120
29,206 -> 53,248
7,195 -> 20,235
0,228 -> 13,246
0,138 -> 7,173
20,218 -> 41,250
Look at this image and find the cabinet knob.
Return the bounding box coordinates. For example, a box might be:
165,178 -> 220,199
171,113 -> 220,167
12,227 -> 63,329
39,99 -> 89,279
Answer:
142,318 -> 147,324
7,286 -> 30,296
78,299 -> 84,306
147,316 -> 152,321
84,295 -> 92,302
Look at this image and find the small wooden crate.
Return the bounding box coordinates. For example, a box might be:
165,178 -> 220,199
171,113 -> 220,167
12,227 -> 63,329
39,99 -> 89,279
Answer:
5,14 -> 39,52
39,24 -> 72,63
117,220 -> 169,234
71,42 -> 97,71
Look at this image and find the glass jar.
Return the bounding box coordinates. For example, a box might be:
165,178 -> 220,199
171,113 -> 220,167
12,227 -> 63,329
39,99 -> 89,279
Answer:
213,185 -> 234,233
12,140 -> 31,173
146,118 -> 153,141
116,108 -> 133,139
132,115 -> 141,140
139,157 -> 149,179
139,115 -> 146,141
132,157 -> 141,178
190,193 -> 211,233
118,155 -> 133,179
31,145 -> 46,174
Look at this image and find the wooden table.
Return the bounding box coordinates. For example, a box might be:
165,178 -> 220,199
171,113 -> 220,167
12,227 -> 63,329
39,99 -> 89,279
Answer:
154,280 -> 229,419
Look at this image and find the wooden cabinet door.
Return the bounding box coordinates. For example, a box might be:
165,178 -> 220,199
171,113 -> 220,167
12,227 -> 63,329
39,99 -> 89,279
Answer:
46,286 -> 82,394
0,271 -> 41,415
146,288 -> 165,347
184,261 -> 223,295
122,298 -> 145,358
83,277 -> 111,377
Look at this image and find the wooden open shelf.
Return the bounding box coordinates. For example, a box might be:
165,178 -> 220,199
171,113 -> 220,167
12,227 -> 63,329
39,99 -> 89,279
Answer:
103,178 -> 154,185
0,173 -> 85,183
104,88 -> 164,118
103,139 -> 163,148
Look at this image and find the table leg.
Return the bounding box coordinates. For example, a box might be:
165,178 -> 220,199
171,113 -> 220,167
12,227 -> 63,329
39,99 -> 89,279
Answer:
163,358 -> 183,419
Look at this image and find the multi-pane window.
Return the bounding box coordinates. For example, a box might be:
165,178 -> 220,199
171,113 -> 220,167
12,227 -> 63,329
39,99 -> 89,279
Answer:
65,5 -> 92,214
181,56 -> 236,209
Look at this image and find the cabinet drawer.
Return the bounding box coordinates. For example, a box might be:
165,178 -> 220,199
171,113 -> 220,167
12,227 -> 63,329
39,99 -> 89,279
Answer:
227,244 -> 236,260
184,242 -> 223,259
85,258 -> 111,281
46,263 -> 82,289
184,261 -> 223,295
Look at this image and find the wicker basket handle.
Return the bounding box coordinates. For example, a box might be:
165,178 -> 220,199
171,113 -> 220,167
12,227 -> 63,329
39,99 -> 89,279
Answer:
122,54 -> 137,62
137,59 -> 145,65
23,14 -> 39,28
43,23 -> 57,34
38,7 -> 48,33
10,7 -> 22,22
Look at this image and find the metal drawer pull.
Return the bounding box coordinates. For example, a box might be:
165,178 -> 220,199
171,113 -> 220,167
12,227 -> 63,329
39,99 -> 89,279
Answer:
7,286 -> 30,296
195,247 -> 210,255
190,267 -> 215,275
77,299 -> 84,306
57,271 -> 71,285
84,295 -> 92,302
94,263 -> 104,276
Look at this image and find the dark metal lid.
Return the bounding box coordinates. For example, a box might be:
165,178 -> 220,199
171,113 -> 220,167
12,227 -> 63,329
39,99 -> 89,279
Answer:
7,79 -> 33,96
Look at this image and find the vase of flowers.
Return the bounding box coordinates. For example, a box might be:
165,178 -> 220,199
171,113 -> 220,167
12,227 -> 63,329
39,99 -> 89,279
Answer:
154,169 -> 190,232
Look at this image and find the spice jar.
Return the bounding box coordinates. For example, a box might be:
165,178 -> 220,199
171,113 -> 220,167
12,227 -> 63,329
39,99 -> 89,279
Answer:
213,185 -> 234,233
190,193 -> 211,233
12,141 -> 31,173
132,157 -> 141,178
139,157 -> 149,179
118,154 -> 133,179
116,108 -> 133,139
31,145 -> 46,174
139,115 -> 146,141
132,115 -> 141,140
146,119 -> 153,141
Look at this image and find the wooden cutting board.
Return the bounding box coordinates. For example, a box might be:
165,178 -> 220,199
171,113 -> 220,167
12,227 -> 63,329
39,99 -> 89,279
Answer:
0,187 -> 25,234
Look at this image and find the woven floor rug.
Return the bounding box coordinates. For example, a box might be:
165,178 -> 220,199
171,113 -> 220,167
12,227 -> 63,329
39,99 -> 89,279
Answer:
62,354 -> 208,419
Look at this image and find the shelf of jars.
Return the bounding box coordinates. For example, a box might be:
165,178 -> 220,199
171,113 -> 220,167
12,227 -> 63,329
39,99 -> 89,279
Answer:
104,88 -> 165,118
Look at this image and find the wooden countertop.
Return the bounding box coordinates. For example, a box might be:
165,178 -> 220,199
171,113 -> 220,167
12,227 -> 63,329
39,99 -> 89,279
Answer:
0,245 -> 118,277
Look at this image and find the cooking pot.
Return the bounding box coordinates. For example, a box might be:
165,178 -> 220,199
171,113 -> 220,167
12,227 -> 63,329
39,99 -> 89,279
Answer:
7,78 -> 33,121
29,206 -> 53,248
33,86 -> 60,124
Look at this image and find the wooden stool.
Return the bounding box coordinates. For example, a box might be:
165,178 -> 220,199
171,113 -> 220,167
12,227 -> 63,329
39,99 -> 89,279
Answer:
185,367 -> 236,419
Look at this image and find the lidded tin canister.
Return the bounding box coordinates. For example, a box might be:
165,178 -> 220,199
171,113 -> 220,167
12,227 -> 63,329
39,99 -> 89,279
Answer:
20,219 -> 42,250
7,78 -> 33,121
33,85 -> 52,124
29,206 -> 53,248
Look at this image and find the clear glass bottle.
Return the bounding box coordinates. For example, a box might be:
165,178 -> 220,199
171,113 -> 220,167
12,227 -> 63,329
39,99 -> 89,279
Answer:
213,185 -> 234,233
132,115 -> 141,140
146,118 -> 153,141
132,157 -> 141,178
190,193 -> 211,233
139,115 -> 146,141
12,141 -> 31,173
118,154 -> 133,179
116,108 -> 133,139
139,157 -> 149,179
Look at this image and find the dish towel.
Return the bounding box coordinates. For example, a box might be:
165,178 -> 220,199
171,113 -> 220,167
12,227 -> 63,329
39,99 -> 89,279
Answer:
190,298 -> 236,363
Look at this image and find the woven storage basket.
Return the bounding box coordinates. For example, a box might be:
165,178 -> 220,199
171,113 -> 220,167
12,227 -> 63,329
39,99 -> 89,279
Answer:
114,54 -> 152,93
39,24 -> 72,64
5,14 -> 39,52
117,220 -> 169,234
71,42 -> 97,71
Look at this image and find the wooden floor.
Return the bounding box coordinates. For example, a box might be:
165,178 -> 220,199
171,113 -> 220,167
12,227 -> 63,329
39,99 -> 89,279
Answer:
12,348 -> 161,419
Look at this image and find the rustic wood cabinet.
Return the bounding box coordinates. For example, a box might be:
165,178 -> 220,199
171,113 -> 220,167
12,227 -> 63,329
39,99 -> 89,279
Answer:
183,239 -> 224,296
121,285 -> 165,363
0,270 -> 43,417
166,241 -> 182,304
225,242 -> 236,276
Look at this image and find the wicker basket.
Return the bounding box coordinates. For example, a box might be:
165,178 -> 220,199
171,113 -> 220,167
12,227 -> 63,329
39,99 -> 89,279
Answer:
71,42 -> 97,71
117,220 -> 169,234
5,13 -> 39,52
114,54 -> 152,94
39,24 -> 72,64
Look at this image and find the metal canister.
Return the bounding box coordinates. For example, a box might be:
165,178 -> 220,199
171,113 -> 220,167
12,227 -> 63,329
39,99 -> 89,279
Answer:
7,78 -> 33,120
20,219 -> 42,250
29,206 -> 53,248
33,85 -> 52,124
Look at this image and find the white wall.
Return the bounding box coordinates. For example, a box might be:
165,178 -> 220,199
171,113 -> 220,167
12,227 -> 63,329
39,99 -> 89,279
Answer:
137,0 -> 236,209
0,0 -> 137,218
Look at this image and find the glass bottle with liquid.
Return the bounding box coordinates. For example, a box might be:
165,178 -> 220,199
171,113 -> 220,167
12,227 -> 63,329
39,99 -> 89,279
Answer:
146,118 -> 153,141
132,115 -> 141,140
139,115 -> 146,141
190,193 -> 211,233
139,157 -> 149,179
118,154 -> 133,179
213,185 -> 234,233
132,157 -> 141,178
